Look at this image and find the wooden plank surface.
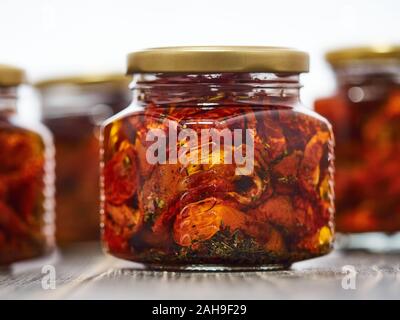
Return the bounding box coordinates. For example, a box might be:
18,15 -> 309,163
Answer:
0,242 -> 399,299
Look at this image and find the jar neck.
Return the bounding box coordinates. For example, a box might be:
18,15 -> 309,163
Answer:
0,87 -> 17,116
131,72 -> 302,107
334,62 -> 400,87
333,63 -> 400,103
39,84 -> 130,123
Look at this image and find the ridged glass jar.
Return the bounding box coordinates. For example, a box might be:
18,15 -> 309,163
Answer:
101,47 -> 335,270
0,64 -> 55,265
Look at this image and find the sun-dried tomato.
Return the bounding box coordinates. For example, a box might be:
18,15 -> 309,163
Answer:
250,195 -> 297,231
272,150 -> 302,195
0,181 -> 6,200
257,114 -> 287,161
173,198 -> 222,247
264,225 -> 286,253
101,70 -> 334,267
299,131 -> 331,193
0,126 -> 52,265
0,132 -> 40,172
104,144 -> 138,205
105,203 -> 143,239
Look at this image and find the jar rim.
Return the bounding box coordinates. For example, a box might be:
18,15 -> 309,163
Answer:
326,44 -> 400,68
127,46 -> 309,74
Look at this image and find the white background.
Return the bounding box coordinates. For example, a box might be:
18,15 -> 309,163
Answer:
0,0 -> 399,112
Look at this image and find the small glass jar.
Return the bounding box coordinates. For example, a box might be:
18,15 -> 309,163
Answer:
36,74 -> 131,245
0,64 -> 55,265
101,47 -> 335,270
315,46 -> 400,250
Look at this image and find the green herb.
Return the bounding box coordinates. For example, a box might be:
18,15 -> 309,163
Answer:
155,198 -> 165,209
277,175 -> 297,184
178,228 -> 266,260
144,210 -> 156,223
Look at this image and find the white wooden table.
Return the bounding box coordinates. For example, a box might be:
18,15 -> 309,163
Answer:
0,242 -> 399,299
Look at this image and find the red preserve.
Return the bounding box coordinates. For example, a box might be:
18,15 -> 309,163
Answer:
101,47 -> 335,270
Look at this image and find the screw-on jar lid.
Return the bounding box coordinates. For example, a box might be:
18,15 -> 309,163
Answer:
35,73 -> 130,89
326,45 -> 400,68
127,46 -> 309,74
0,64 -> 25,87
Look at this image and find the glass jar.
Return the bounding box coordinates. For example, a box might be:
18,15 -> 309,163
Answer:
101,47 -> 335,270
0,64 -> 55,265
315,46 -> 400,250
36,74 -> 131,245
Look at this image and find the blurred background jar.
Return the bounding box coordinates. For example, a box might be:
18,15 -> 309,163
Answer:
315,46 -> 400,250
0,64 -> 55,265
35,74 -> 131,245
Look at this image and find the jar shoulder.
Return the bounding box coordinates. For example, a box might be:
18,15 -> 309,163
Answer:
102,102 -> 333,136
294,104 -> 334,130
0,115 -> 53,148
102,102 -> 145,129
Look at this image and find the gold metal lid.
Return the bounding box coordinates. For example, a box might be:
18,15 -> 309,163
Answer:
0,64 -> 26,87
35,73 -> 130,89
326,45 -> 400,67
127,46 -> 309,73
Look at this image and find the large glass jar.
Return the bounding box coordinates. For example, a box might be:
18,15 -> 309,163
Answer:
315,46 -> 400,250
0,64 -> 55,265
101,47 -> 335,270
36,74 -> 131,245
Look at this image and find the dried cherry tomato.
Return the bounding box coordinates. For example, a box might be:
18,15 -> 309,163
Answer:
104,144 -> 138,205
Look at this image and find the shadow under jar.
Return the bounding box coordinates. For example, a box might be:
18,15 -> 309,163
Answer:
315,46 -> 400,251
36,74 -> 131,245
0,65 -> 55,265
101,47 -> 335,271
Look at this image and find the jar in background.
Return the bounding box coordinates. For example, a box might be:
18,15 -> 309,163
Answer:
36,74 -> 131,245
101,47 -> 335,270
0,64 -> 55,265
315,46 -> 400,250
